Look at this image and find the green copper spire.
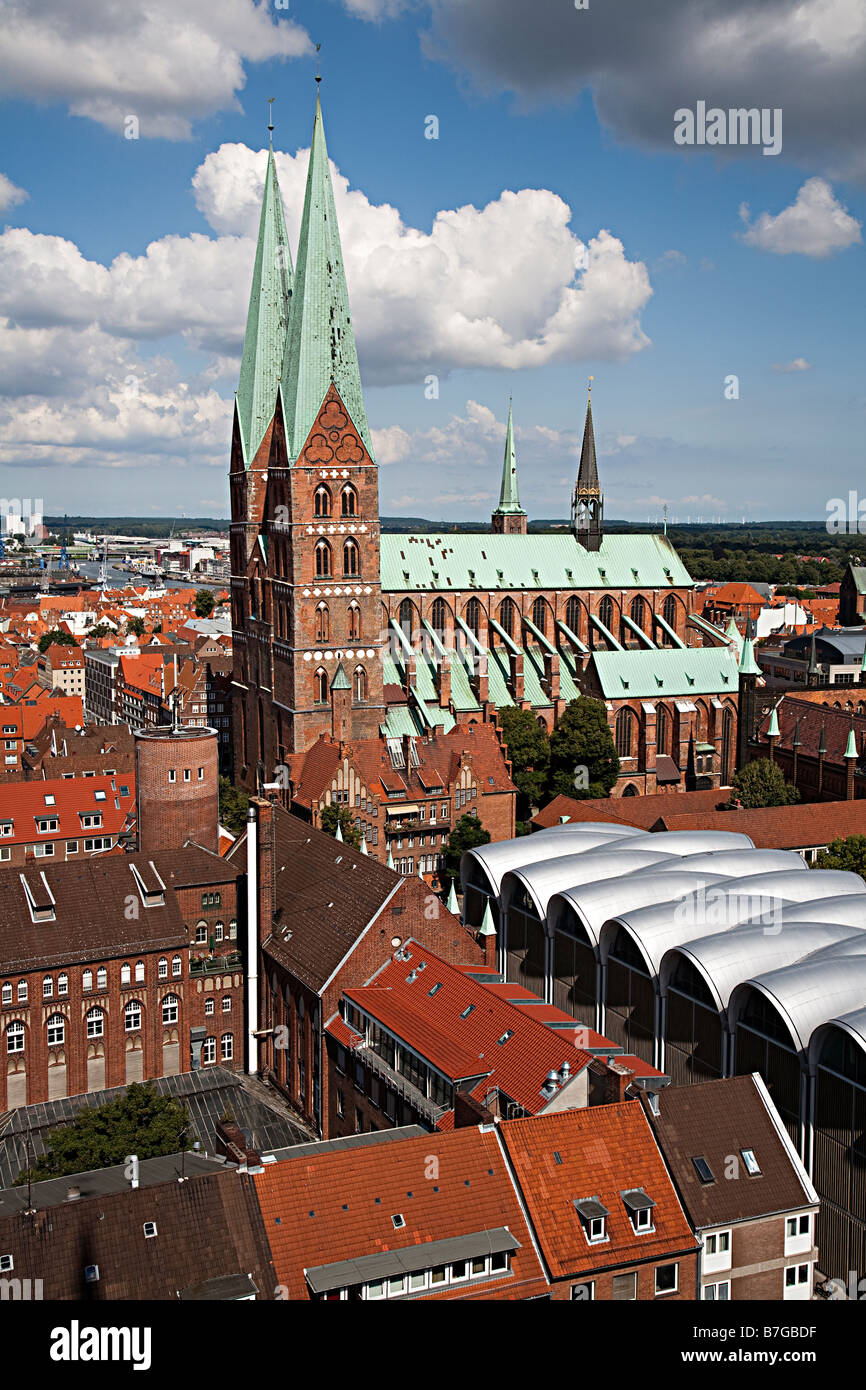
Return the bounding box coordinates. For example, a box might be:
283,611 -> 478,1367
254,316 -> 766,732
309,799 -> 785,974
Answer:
237,147 -> 293,465
767,705 -> 780,738
845,725 -> 858,759
479,900 -> 496,937
494,400 -> 525,516
792,718 -> 801,748
331,661 -> 350,691
282,95 -> 373,459
334,818 -> 343,842
446,878 -> 459,916
738,635 -> 761,677
386,843 -> 394,869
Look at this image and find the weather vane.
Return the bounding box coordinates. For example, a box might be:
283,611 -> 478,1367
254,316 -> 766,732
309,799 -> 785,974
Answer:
268,96 -> 275,137
588,374 -> 594,396
315,43 -> 322,86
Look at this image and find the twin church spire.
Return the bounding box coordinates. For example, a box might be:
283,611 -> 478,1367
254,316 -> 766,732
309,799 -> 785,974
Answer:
491,385 -> 603,548
237,94 -> 372,467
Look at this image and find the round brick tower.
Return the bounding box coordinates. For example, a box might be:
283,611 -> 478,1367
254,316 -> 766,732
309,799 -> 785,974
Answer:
135,726 -> 219,855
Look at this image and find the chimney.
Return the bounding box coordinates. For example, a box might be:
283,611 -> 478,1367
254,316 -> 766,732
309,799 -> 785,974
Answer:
509,651 -> 524,702
127,1154 -> 140,1189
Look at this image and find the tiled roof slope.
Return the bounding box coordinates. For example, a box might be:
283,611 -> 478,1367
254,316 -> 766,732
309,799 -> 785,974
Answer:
255,1125 -> 548,1300
642,1074 -> 818,1228
499,1103 -> 696,1278
0,772 -> 134,846
379,532 -> 693,593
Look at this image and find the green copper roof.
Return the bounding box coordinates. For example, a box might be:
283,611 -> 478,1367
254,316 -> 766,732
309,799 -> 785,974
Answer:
380,531 -> 693,592
479,900 -> 496,937
845,727 -> 858,759
849,565 -> 866,595
282,96 -> 373,460
590,647 -> 739,701
493,400 -> 525,515
767,706 -> 780,738
237,148 -> 293,465
331,660 -> 351,691
447,879 -> 459,915
738,636 -> 761,677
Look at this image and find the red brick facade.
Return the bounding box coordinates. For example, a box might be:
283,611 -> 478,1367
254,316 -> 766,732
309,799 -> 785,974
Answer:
135,725 -> 219,854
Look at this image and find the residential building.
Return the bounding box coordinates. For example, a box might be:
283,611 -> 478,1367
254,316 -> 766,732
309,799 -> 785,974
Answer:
0,773 -> 135,865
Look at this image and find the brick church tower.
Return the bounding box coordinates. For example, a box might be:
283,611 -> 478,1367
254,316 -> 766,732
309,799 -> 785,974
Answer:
231,96 -> 385,789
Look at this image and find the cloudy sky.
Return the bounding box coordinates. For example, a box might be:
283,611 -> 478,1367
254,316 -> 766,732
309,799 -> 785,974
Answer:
0,0 -> 863,522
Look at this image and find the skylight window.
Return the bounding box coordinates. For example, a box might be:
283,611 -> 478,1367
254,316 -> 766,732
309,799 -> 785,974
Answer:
391,1214 -> 405,1230
44,794 -> 55,806
496,1030 -> 514,1046
741,1149 -> 761,1176
460,1005 -> 475,1019
428,982 -> 442,997
692,1156 -> 715,1184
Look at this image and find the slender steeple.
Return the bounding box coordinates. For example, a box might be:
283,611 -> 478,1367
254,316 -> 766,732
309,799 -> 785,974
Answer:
236,132 -> 293,466
282,94 -> 373,459
572,378 -> 603,551
491,398 -> 527,534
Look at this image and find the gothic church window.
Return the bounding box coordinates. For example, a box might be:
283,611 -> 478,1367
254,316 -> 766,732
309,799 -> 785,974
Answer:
315,540 -> 331,577
315,486 -> 331,518
343,539 -> 359,576
341,485 -> 357,517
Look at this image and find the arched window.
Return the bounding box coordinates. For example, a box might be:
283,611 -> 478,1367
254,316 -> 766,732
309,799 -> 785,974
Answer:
82,970 -> 93,992
695,700 -> 708,744
615,707 -> 637,759
630,595 -> 645,631
532,597 -> 547,635
431,598 -> 447,639
43,975 -> 53,998
315,668 -> 328,703
58,972 -> 68,996
120,963 -> 131,986
721,706 -> 735,784
171,955 -> 182,978
221,1033 -> 234,1061
158,958 -> 168,980
135,961 -> 145,983
316,603 -> 329,643
499,599 -> 515,638
399,599 -> 414,638
599,596 -> 614,632
354,666 -> 367,702
343,539 -> 359,576
86,1007 -> 104,1039
203,1037 -> 217,1065
17,980 -> 27,1003
47,1015 -> 65,1047
348,603 -> 361,641
7,1021 -> 25,1053
657,705 -> 669,756
466,598 -> 481,636
314,485 -> 331,518
341,484 -> 357,517
125,1000 -> 142,1032
663,593 -> 678,642
0,984 -> 9,1006
566,595 -> 581,634
315,540 -> 331,577
161,995 -> 179,1026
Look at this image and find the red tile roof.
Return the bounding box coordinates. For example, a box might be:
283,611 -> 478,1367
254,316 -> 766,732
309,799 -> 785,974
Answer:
0,772 -> 134,847
499,1103 -> 697,1279
254,1126 -> 549,1300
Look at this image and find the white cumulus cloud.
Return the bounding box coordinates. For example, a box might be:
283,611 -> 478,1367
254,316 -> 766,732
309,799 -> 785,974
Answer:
739,179 -> 862,257
0,174 -> 28,214
771,358 -> 812,373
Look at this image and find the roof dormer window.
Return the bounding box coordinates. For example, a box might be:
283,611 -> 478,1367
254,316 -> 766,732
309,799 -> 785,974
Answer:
622,1189 -> 656,1233
574,1198 -> 609,1244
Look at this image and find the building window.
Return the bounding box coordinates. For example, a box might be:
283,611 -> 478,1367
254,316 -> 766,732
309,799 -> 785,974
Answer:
6,1021 -> 24,1053
341,484 -> 357,517
705,1231 -> 731,1255
465,598 -> 481,636
15,980 -> 27,1003
125,1000 -> 142,1032
222,995 -> 232,1012
353,666 -> 367,702
171,955 -> 182,978
205,998 -> 214,1016
162,995 -> 179,1026
86,1007 -> 104,1039
58,973 -> 68,996
120,963 -> 131,986
498,598 -> 515,637
214,923 -> 223,942
348,603 -> 361,640
655,1264 -> 678,1295
531,596 -> 547,635
46,1015 -> 65,1047
43,975 -> 53,998
96,968 -> 107,990
0,983 -> 11,1006
221,1033 -> 233,1060
315,540 -> 331,577
134,961 -> 144,983
82,970 -> 92,992
316,603 -> 330,643
336,1088 -> 344,1117
612,1272 -> 637,1301
615,707 -> 637,759
314,485 -> 331,518
703,1281 -> 730,1300
785,1264 -> 810,1288
343,538 -> 359,576
203,1037 -> 216,1064
315,668 -> 328,704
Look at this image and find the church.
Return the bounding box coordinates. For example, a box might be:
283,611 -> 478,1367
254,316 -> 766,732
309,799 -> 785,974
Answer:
229,94 -> 742,870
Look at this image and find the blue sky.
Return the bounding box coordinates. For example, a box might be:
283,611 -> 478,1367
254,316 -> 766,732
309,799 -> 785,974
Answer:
0,0 -> 863,522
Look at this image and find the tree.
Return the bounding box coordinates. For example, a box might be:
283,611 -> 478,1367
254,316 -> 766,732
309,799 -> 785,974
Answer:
546,698 -> 620,800
218,775 -> 250,835
498,706 -> 550,823
126,615 -> 145,637
16,1082 -> 190,1184
727,758 -> 800,809
814,834 -> 866,882
86,622 -> 112,640
442,812 -> 491,886
37,628 -> 78,653
195,588 -> 216,618
320,802 -> 362,848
